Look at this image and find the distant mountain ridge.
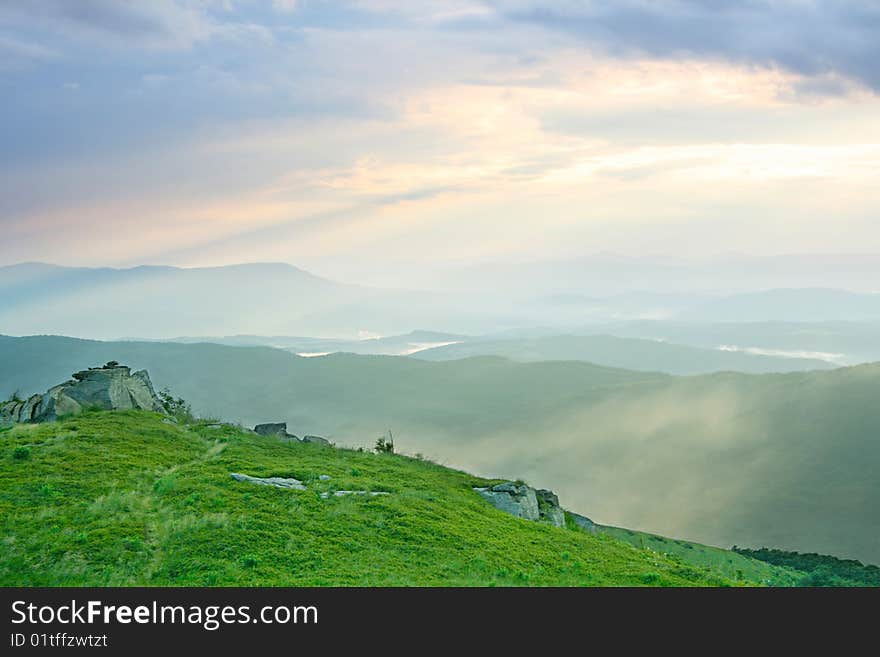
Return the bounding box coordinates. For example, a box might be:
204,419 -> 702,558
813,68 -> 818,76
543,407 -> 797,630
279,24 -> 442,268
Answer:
3,261 -> 880,338
0,262 -> 439,339
412,333 -> 834,374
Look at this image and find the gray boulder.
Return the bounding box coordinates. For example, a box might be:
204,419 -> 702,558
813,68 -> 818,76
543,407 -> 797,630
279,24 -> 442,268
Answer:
536,489 -> 566,528
253,422 -> 331,446
254,422 -> 289,437
1,362 -> 163,425
0,394 -> 43,427
475,483 -> 541,521
474,482 -> 567,528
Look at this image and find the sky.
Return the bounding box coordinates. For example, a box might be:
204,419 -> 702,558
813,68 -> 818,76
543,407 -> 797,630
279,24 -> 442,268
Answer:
2,0 -> 879,282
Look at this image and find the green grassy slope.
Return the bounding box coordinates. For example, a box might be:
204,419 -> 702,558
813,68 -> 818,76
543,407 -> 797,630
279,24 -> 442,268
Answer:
0,410 -> 743,587
2,335 -> 879,565
599,526 -> 801,586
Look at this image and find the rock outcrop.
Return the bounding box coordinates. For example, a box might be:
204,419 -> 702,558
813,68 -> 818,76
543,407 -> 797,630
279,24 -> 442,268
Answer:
475,483 -> 541,521
1,362 -> 163,427
535,489 -> 566,527
474,482 -> 567,528
229,472 -> 388,498
254,423 -> 291,438
253,422 -> 331,446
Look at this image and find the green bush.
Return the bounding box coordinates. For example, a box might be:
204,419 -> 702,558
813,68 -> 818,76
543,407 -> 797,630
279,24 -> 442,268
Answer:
374,432 -> 394,454
12,446 -> 30,460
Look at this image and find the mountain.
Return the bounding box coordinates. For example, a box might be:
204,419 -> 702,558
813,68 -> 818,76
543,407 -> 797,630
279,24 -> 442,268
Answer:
2,335 -> 879,564
0,262 -> 348,339
6,262 -> 880,341
0,263 -> 513,339
412,334 -> 833,374
1,409 -> 756,586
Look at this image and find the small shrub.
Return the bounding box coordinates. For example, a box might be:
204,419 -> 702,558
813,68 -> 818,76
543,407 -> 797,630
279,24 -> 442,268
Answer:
13,446 -> 31,460
375,431 -> 394,454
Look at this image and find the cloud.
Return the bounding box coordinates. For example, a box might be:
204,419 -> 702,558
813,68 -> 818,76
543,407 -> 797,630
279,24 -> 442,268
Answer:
0,0 -> 217,49
272,0 -> 299,12
495,0 -> 880,92
0,33 -> 58,68
1,0 -> 879,270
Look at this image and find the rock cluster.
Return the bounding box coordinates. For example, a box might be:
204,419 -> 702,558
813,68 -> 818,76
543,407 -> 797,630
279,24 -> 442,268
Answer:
1,362 -> 163,427
474,482 -> 567,528
230,472 -> 389,499
253,422 -> 330,446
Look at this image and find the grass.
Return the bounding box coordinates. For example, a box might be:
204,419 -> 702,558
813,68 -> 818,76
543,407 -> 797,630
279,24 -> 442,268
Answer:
4,335 -> 879,566
0,409 -> 753,587
599,526 -> 802,587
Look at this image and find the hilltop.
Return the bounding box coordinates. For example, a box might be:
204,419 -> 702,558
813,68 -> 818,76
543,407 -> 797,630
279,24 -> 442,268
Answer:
0,408 -> 764,587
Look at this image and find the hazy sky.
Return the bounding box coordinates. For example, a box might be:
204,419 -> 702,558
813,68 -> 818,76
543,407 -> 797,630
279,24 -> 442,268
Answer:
2,1 -> 879,278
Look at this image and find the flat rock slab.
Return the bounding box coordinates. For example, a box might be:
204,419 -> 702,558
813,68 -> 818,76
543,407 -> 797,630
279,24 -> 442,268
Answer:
230,473 -> 306,490
320,490 -> 389,499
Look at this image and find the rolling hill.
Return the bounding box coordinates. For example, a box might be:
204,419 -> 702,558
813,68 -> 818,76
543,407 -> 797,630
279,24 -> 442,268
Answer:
1,409 -> 751,586
601,320 -> 880,365
412,334 -> 832,374
1,335 -> 879,564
